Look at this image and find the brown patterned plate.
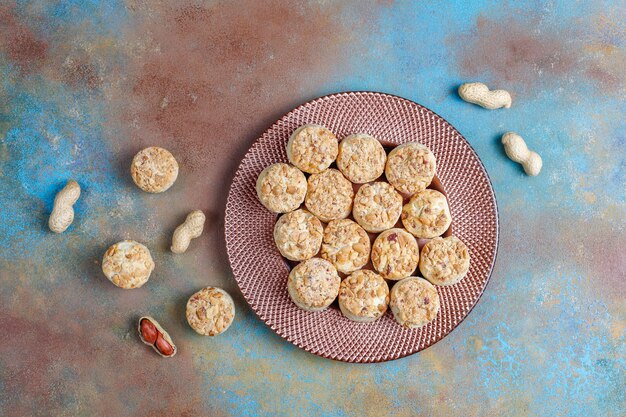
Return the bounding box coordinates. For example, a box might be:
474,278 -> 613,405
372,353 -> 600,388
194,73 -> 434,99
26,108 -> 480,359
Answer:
225,92 -> 498,362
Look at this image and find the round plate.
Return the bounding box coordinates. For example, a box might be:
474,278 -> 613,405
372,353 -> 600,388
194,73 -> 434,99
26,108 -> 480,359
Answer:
225,92 -> 499,363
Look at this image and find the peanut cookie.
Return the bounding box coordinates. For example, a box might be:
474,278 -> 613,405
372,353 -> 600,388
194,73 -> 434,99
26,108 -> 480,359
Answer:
287,258 -> 341,312
419,236 -> 470,286
274,209 -> 323,261
305,168 -> 354,222
186,287 -> 236,336
130,147 -> 179,193
102,240 -> 155,289
401,189 -> 452,238
256,163 -> 307,213
390,277 -> 440,328
352,182 -> 403,233
287,124 -> 338,174
371,228 -> 419,280
338,270 -> 389,322
320,219 -> 370,274
385,142 -> 436,195
336,134 -> 386,183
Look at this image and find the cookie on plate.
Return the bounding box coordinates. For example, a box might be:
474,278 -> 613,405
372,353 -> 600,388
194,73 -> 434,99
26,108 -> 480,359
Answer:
338,270 -> 389,323
419,236 -> 470,286
131,146 -> 179,193
287,258 -> 341,312
305,168 -> 354,222
274,209 -> 323,261
336,134 -> 386,183
102,240 -> 155,289
186,287 -> 236,336
390,277 -> 440,328
401,189 -> 452,238
352,182 -> 403,233
287,125 -> 338,174
371,228 -> 420,280
385,142 -> 436,195
320,219 -> 370,274
256,163 -> 307,213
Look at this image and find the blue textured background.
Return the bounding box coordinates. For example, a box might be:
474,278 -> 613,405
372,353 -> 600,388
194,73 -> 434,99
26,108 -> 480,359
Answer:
0,1 -> 624,416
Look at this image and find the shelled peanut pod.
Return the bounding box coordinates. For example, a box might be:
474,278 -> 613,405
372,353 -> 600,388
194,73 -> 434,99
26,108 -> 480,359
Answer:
137,316 -> 177,358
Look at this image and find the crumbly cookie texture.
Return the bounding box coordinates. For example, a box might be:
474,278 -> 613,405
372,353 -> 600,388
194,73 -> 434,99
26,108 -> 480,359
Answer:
287,125 -> 338,174
336,134 -> 386,183
338,270 -> 389,322
385,142 -> 436,196
352,182 -> 403,233
371,228 -> 420,280
401,189 -> 452,238
320,219 -> 370,274
390,277 -> 440,328
305,168 -> 354,222
274,209 -> 323,261
102,240 -> 155,289
186,287 -> 236,336
256,163 -> 307,213
419,236 -> 470,286
287,258 -> 341,312
130,147 -> 179,193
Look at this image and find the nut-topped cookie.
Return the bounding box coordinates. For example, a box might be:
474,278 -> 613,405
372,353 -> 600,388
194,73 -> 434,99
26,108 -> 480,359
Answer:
305,168 -> 354,222
274,209 -> 323,261
131,146 -> 179,193
390,277 -> 440,328
385,142 -> 436,195
401,189 -> 452,238
287,258 -> 341,312
287,124 -> 338,174
419,236 -> 470,286
102,240 -> 155,289
256,163 -> 307,213
336,134 -> 386,183
320,219 -> 370,274
371,228 -> 420,280
352,182 -> 403,233
338,270 -> 389,322
186,287 -> 236,336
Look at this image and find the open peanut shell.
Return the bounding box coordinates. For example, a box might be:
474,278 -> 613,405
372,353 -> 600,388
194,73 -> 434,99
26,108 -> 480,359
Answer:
137,316 -> 177,358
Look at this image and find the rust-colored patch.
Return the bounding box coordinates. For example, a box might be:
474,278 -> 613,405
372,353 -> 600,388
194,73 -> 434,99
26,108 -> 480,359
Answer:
0,3 -> 106,91
62,56 -> 102,90
0,308 -> 208,416
118,0 -> 351,172
0,5 -> 48,72
499,210 -> 626,298
453,16 -> 625,93
456,17 -> 577,85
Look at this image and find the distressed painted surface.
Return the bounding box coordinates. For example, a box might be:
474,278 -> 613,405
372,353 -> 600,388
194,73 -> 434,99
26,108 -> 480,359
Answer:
0,1 -> 624,416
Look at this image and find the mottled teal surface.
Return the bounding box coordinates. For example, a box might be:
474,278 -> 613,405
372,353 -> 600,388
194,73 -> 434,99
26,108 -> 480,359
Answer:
0,1 -> 624,416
